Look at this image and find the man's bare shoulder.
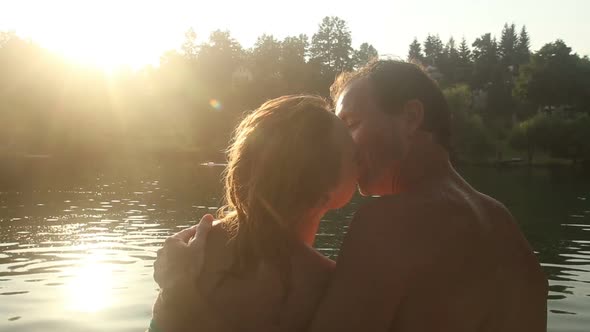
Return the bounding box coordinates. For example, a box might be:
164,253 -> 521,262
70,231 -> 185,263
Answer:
474,190 -> 515,218
350,194 -> 440,236
345,189 -> 501,261
342,194 -> 442,266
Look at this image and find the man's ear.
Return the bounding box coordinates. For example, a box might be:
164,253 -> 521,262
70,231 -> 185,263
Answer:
402,99 -> 425,136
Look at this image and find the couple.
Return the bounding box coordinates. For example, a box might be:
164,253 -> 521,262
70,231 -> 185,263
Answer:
150,60 -> 548,332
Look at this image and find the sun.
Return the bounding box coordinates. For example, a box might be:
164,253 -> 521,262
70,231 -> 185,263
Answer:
39,16 -> 156,71
7,1 -> 181,72
51,37 -> 140,72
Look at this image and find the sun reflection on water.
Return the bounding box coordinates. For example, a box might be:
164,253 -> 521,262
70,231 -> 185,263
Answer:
65,255 -> 114,313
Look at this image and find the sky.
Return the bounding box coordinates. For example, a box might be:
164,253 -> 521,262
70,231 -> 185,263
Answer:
0,0 -> 588,69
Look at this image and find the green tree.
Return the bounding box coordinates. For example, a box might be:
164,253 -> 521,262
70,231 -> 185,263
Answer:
578,56 -> 590,110
514,40 -> 585,110
458,38 -> 472,63
444,84 -> 472,114
423,34 -> 444,66
252,34 -> 282,79
198,30 -> 244,86
472,33 -> 499,89
510,111 -> 590,164
494,23 -> 520,116
516,26 -> 531,66
563,113 -> 590,163
457,37 -> 473,83
472,32 -> 517,115
439,37 -> 460,85
509,120 -> 537,165
499,23 -> 518,69
352,42 -> 378,69
408,38 -> 424,63
250,34 -> 283,99
191,29 -> 245,137
282,34 -> 308,62
446,38 -> 460,62
199,30 -> 244,64
280,34 -> 310,92
444,84 -> 495,160
509,112 -> 555,164
310,16 -> 353,74
181,28 -> 199,59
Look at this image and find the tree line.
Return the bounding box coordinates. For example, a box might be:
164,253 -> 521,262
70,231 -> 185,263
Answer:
0,18 -> 589,166
408,24 -> 590,164
0,16 -> 377,163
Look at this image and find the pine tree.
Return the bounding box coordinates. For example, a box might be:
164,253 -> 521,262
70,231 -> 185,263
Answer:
446,37 -> 460,62
408,38 -> 424,63
458,37 -> 472,64
439,37 -> 460,85
472,33 -> 499,88
310,16 -> 353,74
456,37 -> 473,84
499,23 -> 518,68
423,34 -> 444,66
353,42 -> 378,68
516,25 -> 531,66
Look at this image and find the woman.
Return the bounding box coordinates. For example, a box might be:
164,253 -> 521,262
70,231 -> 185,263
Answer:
150,95 -> 358,331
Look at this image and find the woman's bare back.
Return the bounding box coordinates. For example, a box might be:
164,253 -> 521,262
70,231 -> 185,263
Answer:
156,224 -> 334,332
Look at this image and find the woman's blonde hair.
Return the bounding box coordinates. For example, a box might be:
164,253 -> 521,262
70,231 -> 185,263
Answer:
219,95 -> 343,283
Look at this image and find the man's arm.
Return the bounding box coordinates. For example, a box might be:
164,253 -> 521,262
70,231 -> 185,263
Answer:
308,203 -> 418,332
153,214 -> 214,289
151,214 -> 213,331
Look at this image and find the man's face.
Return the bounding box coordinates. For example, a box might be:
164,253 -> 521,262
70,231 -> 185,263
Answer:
335,78 -> 409,196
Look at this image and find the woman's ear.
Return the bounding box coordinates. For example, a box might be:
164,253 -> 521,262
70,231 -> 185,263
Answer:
402,99 -> 425,136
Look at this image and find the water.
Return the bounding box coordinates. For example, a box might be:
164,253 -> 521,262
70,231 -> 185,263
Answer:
0,164 -> 588,331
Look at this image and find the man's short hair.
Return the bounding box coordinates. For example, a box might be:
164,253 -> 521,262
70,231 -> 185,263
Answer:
331,60 -> 451,150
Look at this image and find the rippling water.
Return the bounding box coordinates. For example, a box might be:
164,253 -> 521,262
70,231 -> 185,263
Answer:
0,164 -> 588,331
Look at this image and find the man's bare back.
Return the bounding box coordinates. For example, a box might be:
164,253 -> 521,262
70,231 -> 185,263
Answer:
308,170 -> 547,332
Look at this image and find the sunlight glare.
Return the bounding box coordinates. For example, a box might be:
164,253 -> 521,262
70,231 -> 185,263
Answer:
65,255 -> 114,313
8,0 -> 185,71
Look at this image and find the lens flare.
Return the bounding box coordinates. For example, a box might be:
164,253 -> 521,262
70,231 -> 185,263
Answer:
209,99 -> 222,110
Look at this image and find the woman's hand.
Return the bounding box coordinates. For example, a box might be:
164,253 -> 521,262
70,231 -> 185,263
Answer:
153,214 -> 214,289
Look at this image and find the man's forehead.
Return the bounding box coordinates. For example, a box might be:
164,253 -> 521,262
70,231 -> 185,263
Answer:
335,78 -> 370,118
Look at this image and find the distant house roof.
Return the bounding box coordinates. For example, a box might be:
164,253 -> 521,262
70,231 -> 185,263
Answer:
232,66 -> 253,83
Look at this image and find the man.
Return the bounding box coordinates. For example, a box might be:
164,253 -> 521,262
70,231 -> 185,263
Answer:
156,60 -> 548,331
